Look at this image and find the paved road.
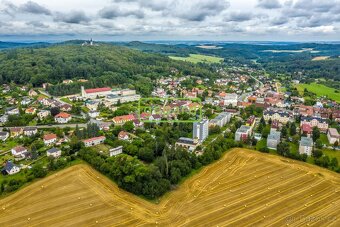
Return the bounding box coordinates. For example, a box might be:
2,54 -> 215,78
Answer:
0,123 -> 88,130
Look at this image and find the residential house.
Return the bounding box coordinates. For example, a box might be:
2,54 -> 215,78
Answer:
10,127 -> 24,137
23,127 -> 38,137
11,146 -> 28,158
28,89 -> 38,97
6,107 -> 20,115
25,107 -> 37,115
327,128 -> 340,145
82,136 -> 106,147
235,125 -> 252,142
300,116 -> 329,133
294,105 -> 314,117
37,110 -> 50,119
220,93 -> 238,107
4,161 -> 20,175
47,147 -> 62,158
267,129 -> 281,150
246,115 -> 256,128
263,109 -> 293,124
299,137 -> 313,156
60,104 -> 72,112
21,97 -> 32,106
109,146 -> 123,157
0,131 -> 9,141
89,110 -> 100,118
43,134 -> 57,146
332,110 -> 340,122
118,131 -> 130,141
0,114 -> 8,124
149,114 -> 162,122
54,112 -> 72,123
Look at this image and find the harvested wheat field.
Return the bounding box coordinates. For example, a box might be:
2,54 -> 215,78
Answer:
1,148 -> 339,227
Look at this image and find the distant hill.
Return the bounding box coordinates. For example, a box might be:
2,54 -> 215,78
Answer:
0,41 -> 50,49
0,43 -> 216,96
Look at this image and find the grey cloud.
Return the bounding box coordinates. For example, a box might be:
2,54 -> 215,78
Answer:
298,15 -> 340,28
139,0 -> 169,11
257,0 -> 282,9
1,1 -> 18,17
54,11 -> 91,24
19,1 -> 51,15
270,17 -> 289,26
225,12 -> 256,22
98,7 -> 145,19
294,0 -> 336,13
282,8 -> 311,18
168,0 -> 230,21
26,21 -> 49,28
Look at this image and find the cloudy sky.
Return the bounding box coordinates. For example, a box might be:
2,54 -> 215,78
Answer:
0,0 -> 339,42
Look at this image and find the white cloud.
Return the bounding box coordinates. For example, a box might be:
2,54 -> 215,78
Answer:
0,0 -> 339,41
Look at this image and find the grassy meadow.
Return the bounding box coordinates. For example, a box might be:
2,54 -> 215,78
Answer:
170,54 -> 224,64
296,82 -> 340,102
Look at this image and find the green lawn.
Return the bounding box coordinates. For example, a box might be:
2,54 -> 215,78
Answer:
296,82 -> 340,102
319,134 -> 330,146
169,54 -> 224,64
60,97 -> 73,104
0,140 -> 18,151
256,139 -> 267,150
322,149 -> 340,163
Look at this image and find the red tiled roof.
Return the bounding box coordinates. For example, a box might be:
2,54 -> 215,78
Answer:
83,136 -> 106,143
112,114 -> 135,122
10,127 -> 23,132
55,112 -> 71,118
13,146 -> 26,152
85,87 -> 111,94
44,133 -> 57,140
301,124 -> 312,133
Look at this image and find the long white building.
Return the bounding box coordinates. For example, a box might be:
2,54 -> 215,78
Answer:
209,112 -> 231,127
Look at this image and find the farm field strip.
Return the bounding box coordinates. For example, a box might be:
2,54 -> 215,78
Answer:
0,148 -> 339,226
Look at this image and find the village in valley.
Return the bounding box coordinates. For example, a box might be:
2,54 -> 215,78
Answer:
1,63 -> 339,178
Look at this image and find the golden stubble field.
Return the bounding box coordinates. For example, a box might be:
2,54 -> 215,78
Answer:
0,148 -> 339,227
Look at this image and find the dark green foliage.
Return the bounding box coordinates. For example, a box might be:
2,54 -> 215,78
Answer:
74,123 -> 100,139
312,127 -> 320,141
277,142 -> 290,157
31,164 -> 47,178
0,44 -> 217,96
78,135 -> 236,199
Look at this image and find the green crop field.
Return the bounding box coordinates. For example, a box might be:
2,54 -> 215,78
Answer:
170,54 -> 224,64
296,82 -> 340,102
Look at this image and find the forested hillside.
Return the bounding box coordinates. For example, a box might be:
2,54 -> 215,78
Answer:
120,42 -> 340,81
0,44 -> 217,96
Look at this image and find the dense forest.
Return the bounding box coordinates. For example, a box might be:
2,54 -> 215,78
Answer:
0,44 -> 217,96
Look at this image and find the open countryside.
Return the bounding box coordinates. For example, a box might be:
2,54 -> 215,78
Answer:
1,148 -> 339,227
296,82 -> 340,102
169,54 -> 224,64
